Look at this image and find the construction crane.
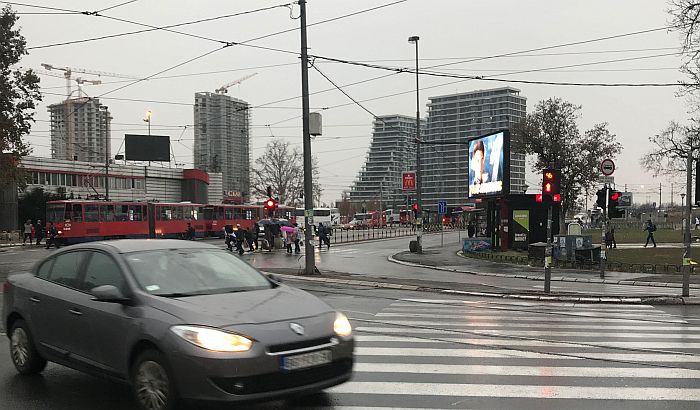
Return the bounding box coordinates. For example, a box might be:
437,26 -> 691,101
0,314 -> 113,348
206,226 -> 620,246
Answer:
40,63 -> 140,98
215,72 -> 258,94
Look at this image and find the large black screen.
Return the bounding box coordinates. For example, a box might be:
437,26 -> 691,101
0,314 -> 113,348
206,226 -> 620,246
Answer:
124,134 -> 170,161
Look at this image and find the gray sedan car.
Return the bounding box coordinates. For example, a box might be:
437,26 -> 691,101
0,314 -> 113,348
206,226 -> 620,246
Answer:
2,239 -> 354,410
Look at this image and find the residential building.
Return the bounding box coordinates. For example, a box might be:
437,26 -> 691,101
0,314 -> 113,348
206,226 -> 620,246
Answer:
49,97 -> 112,163
193,92 -> 250,199
349,115 -> 426,208
422,87 -> 527,207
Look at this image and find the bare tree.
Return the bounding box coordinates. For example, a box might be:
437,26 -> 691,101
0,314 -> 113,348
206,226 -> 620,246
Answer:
669,1 -> 700,94
640,120 -> 700,176
516,98 -> 622,232
251,139 -> 321,206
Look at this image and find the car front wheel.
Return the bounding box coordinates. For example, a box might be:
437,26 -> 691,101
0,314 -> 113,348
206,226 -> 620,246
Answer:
131,350 -> 177,410
9,319 -> 47,375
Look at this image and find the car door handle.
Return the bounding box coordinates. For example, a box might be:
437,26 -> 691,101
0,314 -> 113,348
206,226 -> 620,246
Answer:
29,296 -> 40,303
68,308 -> 83,316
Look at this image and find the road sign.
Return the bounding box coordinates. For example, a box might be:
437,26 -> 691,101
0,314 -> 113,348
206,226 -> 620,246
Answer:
437,201 -> 447,215
597,175 -> 614,185
600,158 -> 615,176
402,171 -> 416,191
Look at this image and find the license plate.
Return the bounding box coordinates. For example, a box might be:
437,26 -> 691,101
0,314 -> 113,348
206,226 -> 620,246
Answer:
281,350 -> 331,371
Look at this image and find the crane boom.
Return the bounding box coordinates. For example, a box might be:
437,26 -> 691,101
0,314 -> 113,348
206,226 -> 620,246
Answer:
215,72 -> 258,94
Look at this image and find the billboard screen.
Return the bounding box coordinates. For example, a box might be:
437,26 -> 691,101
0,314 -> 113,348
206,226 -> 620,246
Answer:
468,130 -> 510,198
124,134 -> 170,162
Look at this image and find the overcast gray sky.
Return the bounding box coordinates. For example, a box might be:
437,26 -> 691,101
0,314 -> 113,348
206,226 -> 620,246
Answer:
9,0 -> 692,206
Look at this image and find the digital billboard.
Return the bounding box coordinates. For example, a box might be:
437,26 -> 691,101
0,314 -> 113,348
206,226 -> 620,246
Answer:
124,134 -> 170,162
468,130 -> 510,198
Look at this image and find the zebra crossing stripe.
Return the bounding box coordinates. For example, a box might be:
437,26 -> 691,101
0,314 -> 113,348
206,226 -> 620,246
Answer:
374,312 -> 689,324
352,362 -> 700,378
328,382 -> 700,400
354,346 -> 700,362
356,326 -> 700,340
364,319 -> 700,332
355,335 -> 700,349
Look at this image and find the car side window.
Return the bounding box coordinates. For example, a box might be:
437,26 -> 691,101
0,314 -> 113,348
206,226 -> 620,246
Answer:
81,252 -> 125,292
48,251 -> 85,289
36,259 -> 54,279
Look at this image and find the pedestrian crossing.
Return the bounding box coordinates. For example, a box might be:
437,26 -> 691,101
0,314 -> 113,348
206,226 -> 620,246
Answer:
319,298 -> 700,409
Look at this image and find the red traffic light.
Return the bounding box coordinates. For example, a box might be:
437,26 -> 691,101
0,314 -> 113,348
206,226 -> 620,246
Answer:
544,171 -> 554,180
412,203 -> 418,211
553,193 -> 561,202
544,182 -> 553,193
610,192 -> 620,201
265,199 -> 276,209
535,194 -> 543,202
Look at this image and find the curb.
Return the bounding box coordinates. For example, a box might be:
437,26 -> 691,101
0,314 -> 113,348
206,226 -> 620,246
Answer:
268,272 -> 699,305
387,252 -> 700,290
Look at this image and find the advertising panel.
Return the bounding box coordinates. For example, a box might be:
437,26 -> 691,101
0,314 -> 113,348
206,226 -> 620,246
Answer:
402,171 -> 416,191
125,134 -> 171,162
513,209 -> 529,245
468,130 -> 510,197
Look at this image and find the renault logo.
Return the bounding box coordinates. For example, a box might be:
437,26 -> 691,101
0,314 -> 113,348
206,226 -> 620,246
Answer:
289,322 -> 304,336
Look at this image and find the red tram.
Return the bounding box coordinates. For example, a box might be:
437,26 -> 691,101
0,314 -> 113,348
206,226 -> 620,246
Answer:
45,200 -> 268,244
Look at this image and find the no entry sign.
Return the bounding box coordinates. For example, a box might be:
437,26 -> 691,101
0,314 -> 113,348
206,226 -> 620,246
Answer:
600,159 -> 615,176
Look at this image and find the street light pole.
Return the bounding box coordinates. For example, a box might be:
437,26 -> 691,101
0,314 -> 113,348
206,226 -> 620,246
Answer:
409,35 -> 422,253
299,0 -> 316,275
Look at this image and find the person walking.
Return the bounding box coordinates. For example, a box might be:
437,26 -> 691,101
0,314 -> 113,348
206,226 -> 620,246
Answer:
22,219 -> 33,245
643,219 -> 657,248
185,222 -> 195,240
467,220 -> 476,238
245,225 -> 256,252
605,221 -> 617,249
285,228 -> 295,254
35,219 -> 44,246
45,222 -> 59,249
251,222 -> 260,251
318,222 -> 331,250
234,224 -> 245,255
294,223 -> 302,254
223,224 -> 235,251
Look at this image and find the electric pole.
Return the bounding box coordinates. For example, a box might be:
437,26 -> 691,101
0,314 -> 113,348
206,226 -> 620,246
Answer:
299,0 -> 316,275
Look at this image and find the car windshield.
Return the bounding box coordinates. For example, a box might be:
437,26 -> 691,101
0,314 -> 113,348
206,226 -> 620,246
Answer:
125,249 -> 271,296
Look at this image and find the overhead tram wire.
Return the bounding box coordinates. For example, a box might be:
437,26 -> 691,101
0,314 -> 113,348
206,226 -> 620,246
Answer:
95,0 -> 139,13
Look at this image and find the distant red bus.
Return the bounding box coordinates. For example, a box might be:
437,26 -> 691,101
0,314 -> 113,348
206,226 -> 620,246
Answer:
46,200 -> 272,244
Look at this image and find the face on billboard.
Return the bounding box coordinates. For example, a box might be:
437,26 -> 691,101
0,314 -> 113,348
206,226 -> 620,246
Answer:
468,131 -> 505,197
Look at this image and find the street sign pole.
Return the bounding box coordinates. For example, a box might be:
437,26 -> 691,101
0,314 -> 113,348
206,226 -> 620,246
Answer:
544,204 -> 552,293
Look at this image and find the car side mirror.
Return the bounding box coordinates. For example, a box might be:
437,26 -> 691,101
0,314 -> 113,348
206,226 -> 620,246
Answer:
266,273 -> 281,284
91,285 -> 129,303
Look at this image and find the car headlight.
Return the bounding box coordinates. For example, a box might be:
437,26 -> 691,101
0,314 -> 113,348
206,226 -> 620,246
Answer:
57,230 -> 62,235
171,325 -> 253,352
333,312 -> 352,337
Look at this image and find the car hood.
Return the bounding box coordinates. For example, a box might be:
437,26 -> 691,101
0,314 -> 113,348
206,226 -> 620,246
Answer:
147,284 -> 333,327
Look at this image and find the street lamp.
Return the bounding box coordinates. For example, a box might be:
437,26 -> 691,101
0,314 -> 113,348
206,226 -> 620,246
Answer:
408,35 -> 422,253
143,110 -> 152,136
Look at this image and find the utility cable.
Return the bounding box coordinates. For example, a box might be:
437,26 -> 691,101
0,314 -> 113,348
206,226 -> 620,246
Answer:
95,0 -> 139,14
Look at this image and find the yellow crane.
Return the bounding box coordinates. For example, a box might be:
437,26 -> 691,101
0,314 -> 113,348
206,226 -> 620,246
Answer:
214,72 -> 258,94
40,63 -> 140,98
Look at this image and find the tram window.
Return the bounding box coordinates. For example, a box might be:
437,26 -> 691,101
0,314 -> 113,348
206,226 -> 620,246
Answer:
84,204 -> 99,222
159,206 -> 172,221
232,207 -> 242,220
173,206 -> 183,221
100,204 -> 115,222
245,210 -> 253,220
194,207 -> 204,221
130,205 -> 143,221
72,204 -> 83,222
115,204 -> 129,221
216,207 -> 224,220
183,206 -> 193,220
203,207 -> 213,220
224,208 -> 233,220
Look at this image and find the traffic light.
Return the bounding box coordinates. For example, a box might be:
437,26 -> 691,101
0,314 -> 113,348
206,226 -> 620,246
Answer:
412,203 -> 419,217
596,188 -> 607,209
542,168 -> 561,201
608,190 -> 624,218
264,198 -> 277,216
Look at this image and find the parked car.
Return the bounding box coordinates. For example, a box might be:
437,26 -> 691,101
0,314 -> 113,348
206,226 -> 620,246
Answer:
3,239 -> 354,410
339,219 -> 368,230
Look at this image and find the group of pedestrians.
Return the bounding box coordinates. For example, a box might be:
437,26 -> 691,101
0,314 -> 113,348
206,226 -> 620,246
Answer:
21,219 -> 59,249
224,223 -> 259,255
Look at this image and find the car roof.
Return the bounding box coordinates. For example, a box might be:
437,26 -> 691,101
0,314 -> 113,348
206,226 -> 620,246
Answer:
66,239 -> 218,254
